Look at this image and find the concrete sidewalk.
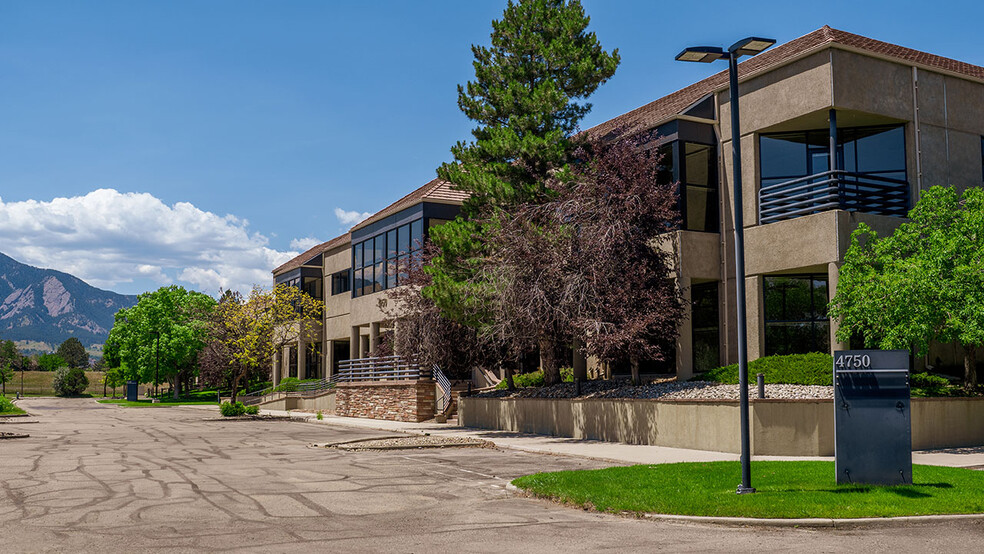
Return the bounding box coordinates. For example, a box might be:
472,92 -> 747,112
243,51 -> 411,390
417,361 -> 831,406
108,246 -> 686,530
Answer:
242,406 -> 984,469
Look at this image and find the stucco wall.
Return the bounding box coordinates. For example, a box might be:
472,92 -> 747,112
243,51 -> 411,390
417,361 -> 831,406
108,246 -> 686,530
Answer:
459,396 -> 984,456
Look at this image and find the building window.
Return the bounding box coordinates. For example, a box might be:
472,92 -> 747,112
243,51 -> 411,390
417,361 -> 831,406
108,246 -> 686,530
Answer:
656,141 -> 719,233
331,269 -> 350,296
352,218 -> 425,298
764,275 -> 830,356
691,282 -> 720,372
301,276 -> 323,300
760,124 -> 906,190
288,346 -> 298,379
980,136 -> 983,182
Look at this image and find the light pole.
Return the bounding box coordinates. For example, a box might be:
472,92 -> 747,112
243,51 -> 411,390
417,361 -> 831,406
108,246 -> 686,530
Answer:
676,36 -> 775,495
152,331 -> 160,398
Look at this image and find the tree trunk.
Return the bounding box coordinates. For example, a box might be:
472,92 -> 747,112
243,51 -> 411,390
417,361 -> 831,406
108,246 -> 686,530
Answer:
230,375 -> 240,404
630,356 -> 640,386
540,339 -> 559,385
964,346 -> 978,390
173,372 -> 181,399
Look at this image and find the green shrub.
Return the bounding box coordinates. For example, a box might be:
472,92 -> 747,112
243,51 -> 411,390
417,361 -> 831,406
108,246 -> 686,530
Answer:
701,353 -> 833,386
52,366 -> 90,396
273,377 -> 301,392
243,405 -> 259,415
0,395 -> 16,412
220,401 -> 247,417
911,372 -> 955,397
316,410 -> 323,420
495,367 -> 574,389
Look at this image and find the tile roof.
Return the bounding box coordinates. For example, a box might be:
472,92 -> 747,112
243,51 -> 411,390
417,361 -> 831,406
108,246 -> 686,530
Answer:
350,177 -> 468,232
272,233 -> 350,276
586,26 -> 984,138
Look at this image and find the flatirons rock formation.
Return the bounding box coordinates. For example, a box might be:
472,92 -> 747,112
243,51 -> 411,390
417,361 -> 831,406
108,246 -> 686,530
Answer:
0,252 -> 137,347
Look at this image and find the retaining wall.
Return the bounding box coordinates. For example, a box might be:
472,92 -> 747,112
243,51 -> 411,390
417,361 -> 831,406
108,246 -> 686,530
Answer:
336,380 -> 436,422
458,396 -> 984,456
257,391 -> 336,413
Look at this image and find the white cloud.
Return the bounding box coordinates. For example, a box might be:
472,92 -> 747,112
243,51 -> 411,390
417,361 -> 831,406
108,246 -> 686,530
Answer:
0,189 -> 297,296
334,207 -> 372,226
289,236 -> 323,251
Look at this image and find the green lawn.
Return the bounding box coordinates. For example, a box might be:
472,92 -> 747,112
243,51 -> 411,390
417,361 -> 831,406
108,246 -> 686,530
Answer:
97,397 -> 218,408
512,461 -> 984,519
4,371 -> 145,397
0,395 -> 26,415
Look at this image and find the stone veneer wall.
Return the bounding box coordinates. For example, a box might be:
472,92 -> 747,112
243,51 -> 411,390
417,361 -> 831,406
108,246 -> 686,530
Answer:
335,380 -> 436,422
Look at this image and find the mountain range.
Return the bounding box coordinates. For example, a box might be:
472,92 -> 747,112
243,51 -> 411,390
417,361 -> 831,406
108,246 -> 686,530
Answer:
0,252 -> 137,349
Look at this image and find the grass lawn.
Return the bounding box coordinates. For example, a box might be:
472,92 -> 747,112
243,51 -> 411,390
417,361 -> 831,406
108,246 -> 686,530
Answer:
6,371 -> 141,397
97,397 -> 218,408
512,461 -> 984,519
0,395 -> 26,415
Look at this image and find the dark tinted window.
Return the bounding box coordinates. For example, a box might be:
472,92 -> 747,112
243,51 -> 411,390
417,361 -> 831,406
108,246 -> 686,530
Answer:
764,275 -> 830,356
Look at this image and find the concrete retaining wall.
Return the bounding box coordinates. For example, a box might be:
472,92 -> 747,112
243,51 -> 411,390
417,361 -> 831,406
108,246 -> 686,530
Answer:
258,391 -> 336,413
459,396 -> 984,456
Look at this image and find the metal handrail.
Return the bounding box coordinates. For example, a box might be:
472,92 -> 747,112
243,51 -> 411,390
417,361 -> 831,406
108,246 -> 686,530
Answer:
759,170 -> 909,224
433,365 -> 453,416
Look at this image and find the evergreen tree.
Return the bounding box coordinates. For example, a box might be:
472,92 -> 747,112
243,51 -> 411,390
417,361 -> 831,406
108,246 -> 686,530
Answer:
56,337 -> 89,369
427,0 -> 619,326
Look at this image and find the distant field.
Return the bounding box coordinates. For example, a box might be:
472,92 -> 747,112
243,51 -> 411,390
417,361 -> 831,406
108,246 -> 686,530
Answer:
2,371 -> 148,397
12,341 -> 104,358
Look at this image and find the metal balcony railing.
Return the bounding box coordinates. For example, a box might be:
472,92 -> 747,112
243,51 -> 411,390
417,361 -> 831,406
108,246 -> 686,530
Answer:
759,170 -> 909,225
336,356 -> 428,382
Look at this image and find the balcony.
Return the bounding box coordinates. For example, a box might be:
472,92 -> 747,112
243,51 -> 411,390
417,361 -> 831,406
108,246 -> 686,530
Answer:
758,170 -> 909,225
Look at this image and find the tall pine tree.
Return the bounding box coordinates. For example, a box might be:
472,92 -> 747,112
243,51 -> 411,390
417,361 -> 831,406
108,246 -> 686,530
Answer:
427,0 -> 619,332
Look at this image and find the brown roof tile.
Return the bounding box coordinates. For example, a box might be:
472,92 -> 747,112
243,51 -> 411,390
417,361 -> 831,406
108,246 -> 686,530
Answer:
350,178 -> 467,232
586,26 -> 984,138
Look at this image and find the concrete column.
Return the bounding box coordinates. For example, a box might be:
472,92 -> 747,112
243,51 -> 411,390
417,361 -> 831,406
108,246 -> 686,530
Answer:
746,275 -> 765,361
326,339 -> 335,379
369,322 -> 381,355
350,326 -> 361,359
283,345 -> 292,379
676,276 -> 694,380
298,340 -> 307,380
272,351 -> 281,387
828,262 -> 849,352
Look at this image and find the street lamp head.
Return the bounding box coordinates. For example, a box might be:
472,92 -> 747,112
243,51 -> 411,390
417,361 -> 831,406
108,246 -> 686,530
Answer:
675,46 -> 726,63
728,36 -> 776,57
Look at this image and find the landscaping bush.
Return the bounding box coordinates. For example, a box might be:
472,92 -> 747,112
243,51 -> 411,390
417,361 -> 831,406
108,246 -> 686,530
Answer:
273,377 -> 300,392
244,405 -> 259,415
52,366 -> 90,396
0,395 -> 17,412
220,401 -> 247,417
495,367 -> 574,389
910,372 -> 956,397
700,353 -> 833,386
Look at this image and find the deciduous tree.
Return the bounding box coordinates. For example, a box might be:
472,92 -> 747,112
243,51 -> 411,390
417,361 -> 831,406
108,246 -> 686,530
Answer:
107,286 -> 215,398
829,185 -> 984,389
201,285 -> 323,403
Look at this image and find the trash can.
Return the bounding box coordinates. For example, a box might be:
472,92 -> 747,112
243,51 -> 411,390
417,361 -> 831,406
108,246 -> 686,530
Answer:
126,380 -> 139,402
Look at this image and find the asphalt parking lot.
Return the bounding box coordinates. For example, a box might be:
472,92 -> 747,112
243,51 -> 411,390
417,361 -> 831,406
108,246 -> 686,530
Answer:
1,398 -> 981,553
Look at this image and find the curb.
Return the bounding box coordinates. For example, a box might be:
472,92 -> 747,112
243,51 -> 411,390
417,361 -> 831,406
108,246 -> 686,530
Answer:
638,512 -> 984,528
506,483 -> 984,528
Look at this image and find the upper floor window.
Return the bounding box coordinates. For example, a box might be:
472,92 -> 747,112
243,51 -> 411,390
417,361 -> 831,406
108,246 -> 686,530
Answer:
301,276 -> 323,301
352,218 -> 423,298
331,269 -> 350,296
760,124 -> 906,189
656,141 -> 719,233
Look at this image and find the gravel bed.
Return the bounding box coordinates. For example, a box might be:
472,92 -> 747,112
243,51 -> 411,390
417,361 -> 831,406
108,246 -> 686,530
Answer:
475,379 -> 833,400
333,435 -> 493,451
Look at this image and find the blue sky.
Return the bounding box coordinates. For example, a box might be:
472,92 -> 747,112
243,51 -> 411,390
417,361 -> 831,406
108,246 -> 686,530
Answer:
0,0 -> 981,295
